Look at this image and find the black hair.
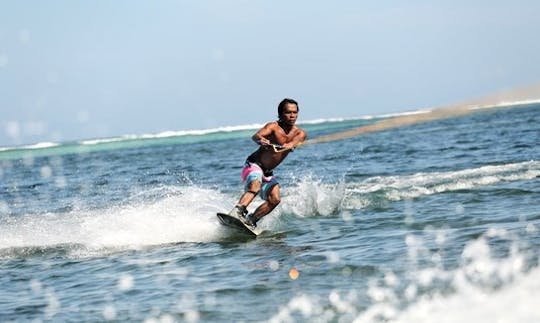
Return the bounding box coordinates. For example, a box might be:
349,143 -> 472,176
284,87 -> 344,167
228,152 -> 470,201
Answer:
277,98 -> 299,119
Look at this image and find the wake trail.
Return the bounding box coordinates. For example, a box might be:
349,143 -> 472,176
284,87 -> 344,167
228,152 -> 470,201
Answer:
0,187 -> 239,253
345,161 -> 540,204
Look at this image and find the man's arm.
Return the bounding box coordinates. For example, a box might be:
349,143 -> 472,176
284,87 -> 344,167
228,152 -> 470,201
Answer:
283,129 -> 307,150
251,122 -> 275,145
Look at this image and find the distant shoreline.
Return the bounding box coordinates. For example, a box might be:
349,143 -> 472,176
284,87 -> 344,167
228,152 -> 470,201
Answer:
1,99 -> 539,154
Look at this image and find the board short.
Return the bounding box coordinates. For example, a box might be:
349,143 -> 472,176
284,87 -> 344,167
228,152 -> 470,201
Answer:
241,161 -> 279,200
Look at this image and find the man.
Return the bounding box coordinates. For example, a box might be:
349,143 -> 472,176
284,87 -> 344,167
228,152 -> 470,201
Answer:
229,98 -> 307,228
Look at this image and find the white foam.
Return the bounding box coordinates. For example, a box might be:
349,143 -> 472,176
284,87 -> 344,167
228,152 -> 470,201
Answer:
80,124 -> 266,146
387,266 -> 540,323
380,234 -> 538,323
0,175 -> 347,254
0,186 -> 241,252
347,160 -> 540,205
237,160 -> 539,219
280,175 -> 346,218
25,142 -> 59,149
80,136 -> 138,145
0,141 -> 60,152
354,229 -> 539,323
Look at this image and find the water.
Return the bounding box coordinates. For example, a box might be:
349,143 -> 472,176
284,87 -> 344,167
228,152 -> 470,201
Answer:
1,104 -> 539,322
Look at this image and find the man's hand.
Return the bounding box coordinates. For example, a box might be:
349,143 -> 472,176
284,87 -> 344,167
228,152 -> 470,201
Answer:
282,143 -> 295,151
257,138 -> 271,146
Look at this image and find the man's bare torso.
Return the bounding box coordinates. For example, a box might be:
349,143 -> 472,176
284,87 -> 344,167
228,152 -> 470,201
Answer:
253,121 -> 304,171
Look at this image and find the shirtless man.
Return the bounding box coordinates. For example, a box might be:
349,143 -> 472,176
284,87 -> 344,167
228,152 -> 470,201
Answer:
229,98 -> 307,228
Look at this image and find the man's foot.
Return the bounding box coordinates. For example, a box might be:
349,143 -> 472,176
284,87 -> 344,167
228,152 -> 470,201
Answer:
243,213 -> 257,229
229,205 -> 257,229
229,205 -> 247,219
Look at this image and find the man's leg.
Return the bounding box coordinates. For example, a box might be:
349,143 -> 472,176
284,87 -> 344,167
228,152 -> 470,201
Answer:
251,184 -> 281,222
238,179 -> 261,207
229,179 -> 261,218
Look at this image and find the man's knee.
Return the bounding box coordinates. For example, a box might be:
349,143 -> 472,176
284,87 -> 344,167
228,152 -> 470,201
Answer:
247,180 -> 261,194
268,195 -> 281,207
267,187 -> 281,206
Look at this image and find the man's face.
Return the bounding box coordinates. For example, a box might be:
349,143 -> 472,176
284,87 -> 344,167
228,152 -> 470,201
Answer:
281,103 -> 298,125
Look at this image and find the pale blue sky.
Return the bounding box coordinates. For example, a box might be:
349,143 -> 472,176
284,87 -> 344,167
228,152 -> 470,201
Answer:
1,1 -> 539,146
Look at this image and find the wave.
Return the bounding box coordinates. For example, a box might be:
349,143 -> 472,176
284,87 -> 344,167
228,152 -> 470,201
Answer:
0,182 -> 307,256
79,135 -> 138,146
0,141 -> 60,152
0,160 -> 537,254
80,123 -> 268,146
0,173 -> 345,254
344,161 -> 540,208
0,108 -> 453,155
274,161 -> 540,217
0,175 -> 343,254
0,187 -> 245,254
240,160 -> 540,218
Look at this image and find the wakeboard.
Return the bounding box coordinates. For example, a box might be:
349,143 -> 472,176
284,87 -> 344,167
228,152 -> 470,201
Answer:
216,213 -> 259,237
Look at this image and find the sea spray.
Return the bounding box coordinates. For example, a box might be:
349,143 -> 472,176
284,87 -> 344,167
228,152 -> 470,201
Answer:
281,174 -> 346,218
0,186 -> 237,253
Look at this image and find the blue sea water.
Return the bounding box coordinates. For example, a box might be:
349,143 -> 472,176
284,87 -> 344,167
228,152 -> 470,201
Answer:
0,104 -> 539,322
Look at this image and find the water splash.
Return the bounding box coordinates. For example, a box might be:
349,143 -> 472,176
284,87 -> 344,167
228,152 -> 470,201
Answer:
0,186 -> 239,254
280,174 -> 346,218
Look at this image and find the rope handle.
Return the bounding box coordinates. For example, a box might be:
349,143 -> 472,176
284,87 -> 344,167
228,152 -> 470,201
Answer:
257,140 -> 292,153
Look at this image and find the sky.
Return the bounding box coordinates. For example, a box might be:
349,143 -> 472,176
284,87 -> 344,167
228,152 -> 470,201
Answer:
1,1 -> 539,146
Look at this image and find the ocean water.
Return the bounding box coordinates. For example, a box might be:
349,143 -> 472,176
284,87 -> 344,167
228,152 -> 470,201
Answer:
0,104 -> 539,322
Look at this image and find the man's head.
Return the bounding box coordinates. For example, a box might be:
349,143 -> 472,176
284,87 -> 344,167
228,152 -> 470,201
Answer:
277,98 -> 299,125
